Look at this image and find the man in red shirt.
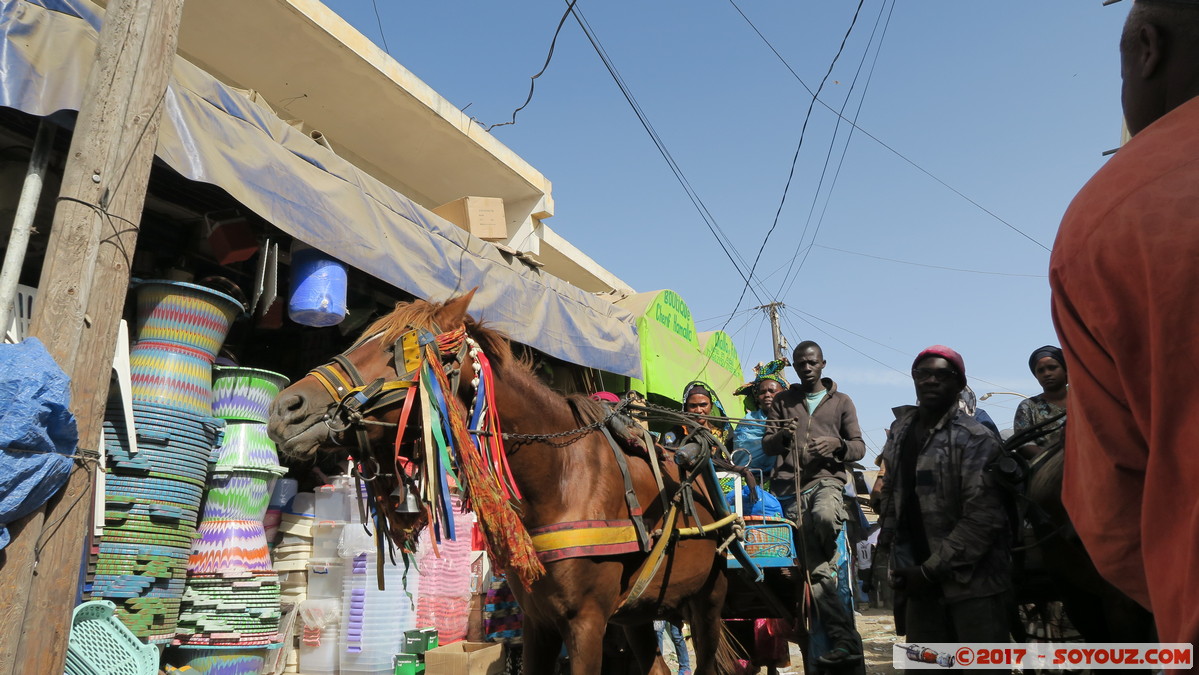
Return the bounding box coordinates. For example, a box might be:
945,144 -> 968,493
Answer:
1050,0 -> 1199,644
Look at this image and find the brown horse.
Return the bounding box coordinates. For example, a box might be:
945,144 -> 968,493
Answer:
1022,447 -> 1155,646
267,293 -> 737,675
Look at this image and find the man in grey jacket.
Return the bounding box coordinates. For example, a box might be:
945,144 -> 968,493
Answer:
763,340 -> 865,667
877,345 -> 1011,641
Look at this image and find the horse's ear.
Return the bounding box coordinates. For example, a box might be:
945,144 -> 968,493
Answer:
437,288 -> 477,330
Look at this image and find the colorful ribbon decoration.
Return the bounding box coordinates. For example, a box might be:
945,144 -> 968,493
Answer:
385,326 -> 543,589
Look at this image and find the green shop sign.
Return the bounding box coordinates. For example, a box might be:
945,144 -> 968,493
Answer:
703,331 -> 740,375
647,290 -> 696,345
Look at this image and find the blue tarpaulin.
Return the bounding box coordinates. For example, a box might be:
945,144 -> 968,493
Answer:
0,0 -> 642,377
0,338 -> 78,550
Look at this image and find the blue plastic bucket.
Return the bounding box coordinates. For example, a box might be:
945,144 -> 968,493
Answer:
288,243 -> 347,327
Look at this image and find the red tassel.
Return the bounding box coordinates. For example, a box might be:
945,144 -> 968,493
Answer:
425,343 -> 544,589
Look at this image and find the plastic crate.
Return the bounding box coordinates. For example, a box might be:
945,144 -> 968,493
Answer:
66,600 -> 159,675
727,519 -> 797,569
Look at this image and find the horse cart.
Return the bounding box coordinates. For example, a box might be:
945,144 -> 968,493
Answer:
266,292 -> 842,674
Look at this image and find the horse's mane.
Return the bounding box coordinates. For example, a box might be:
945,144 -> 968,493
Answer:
364,297 -> 604,426
363,297 -> 515,370
566,394 -> 607,426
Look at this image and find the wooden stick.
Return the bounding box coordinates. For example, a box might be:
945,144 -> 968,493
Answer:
0,1 -> 185,672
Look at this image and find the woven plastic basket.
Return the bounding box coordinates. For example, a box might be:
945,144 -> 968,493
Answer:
66,600 -> 159,675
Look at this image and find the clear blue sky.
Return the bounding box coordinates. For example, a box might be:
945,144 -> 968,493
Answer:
322,0 -> 1128,457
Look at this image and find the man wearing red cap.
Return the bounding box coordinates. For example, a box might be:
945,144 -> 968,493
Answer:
1050,0 -> 1199,644
876,346 -> 1011,641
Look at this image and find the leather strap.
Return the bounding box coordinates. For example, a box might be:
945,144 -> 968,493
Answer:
622,503 -> 681,608
603,426 -> 651,553
643,429 -> 669,515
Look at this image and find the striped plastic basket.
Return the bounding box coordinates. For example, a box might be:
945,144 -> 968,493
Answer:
727,517 -> 797,569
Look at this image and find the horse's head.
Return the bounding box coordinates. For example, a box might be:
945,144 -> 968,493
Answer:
267,290 -> 479,460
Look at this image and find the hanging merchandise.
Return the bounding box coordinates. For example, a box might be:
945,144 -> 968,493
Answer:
288,242 -> 347,327
128,280 -> 243,416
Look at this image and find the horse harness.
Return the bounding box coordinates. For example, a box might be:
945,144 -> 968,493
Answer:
524,404 -> 757,607
306,331 -> 756,600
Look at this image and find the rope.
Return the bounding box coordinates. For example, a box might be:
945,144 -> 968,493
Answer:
3,445 -> 101,464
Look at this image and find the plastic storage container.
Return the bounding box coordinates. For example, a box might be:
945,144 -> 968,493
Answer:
288,243 -> 347,327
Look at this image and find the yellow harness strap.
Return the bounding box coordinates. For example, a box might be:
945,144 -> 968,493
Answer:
621,504 -> 681,608
531,525 -> 638,551
311,367 -> 414,403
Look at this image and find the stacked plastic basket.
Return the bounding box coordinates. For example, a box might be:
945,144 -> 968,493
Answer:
174,366 -> 289,670
93,280 -> 242,644
416,495 -> 475,644
338,548 -> 422,675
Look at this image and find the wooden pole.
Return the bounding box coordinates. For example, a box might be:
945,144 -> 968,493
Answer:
0,0 -> 185,672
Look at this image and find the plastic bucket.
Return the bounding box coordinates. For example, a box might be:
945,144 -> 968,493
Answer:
288,243 -> 347,327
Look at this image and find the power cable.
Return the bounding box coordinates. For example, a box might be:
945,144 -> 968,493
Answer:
780,307 -> 1015,392
790,306 -> 910,357
695,306 -> 758,327
743,311 -> 769,373
781,311 -> 908,378
370,0 -> 390,55
487,0 -> 579,131
780,0 -> 893,296
813,243 -> 1047,278
564,2 -> 769,303
728,0 -> 1052,252
726,0 -> 867,331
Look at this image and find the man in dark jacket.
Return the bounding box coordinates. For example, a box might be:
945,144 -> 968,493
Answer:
877,345 -> 1010,641
763,340 -> 865,667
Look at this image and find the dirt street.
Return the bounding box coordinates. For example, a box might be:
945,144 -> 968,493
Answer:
777,607 -> 899,674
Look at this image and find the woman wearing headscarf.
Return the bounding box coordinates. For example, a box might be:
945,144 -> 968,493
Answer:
662,381 -> 730,448
731,360 -> 788,481
1013,345 -> 1068,456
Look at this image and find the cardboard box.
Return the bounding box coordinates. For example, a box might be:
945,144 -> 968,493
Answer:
403,627 -> 439,654
431,197 -> 507,241
424,641 -> 505,675
395,653 -> 426,675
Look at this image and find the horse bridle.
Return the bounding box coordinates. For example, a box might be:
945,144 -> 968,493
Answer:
306,324 -> 470,479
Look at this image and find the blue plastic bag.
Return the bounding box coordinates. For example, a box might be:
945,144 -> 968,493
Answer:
0,338 -> 78,550
725,483 -> 783,518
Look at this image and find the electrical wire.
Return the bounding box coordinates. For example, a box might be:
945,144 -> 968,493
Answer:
779,0 -> 893,297
370,0 -> 390,55
729,0 -> 1052,253
726,0 -> 867,333
694,306 -> 759,327
564,1 -> 770,304
743,311 -> 769,373
813,243 -> 1047,278
781,311 -> 909,378
780,307 -> 1016,392
790,306 -> 910,357
487,0 -> 579,131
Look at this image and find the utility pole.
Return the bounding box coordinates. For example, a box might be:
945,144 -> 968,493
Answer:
0,1 -> 185,673
755,302 -> 789,362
